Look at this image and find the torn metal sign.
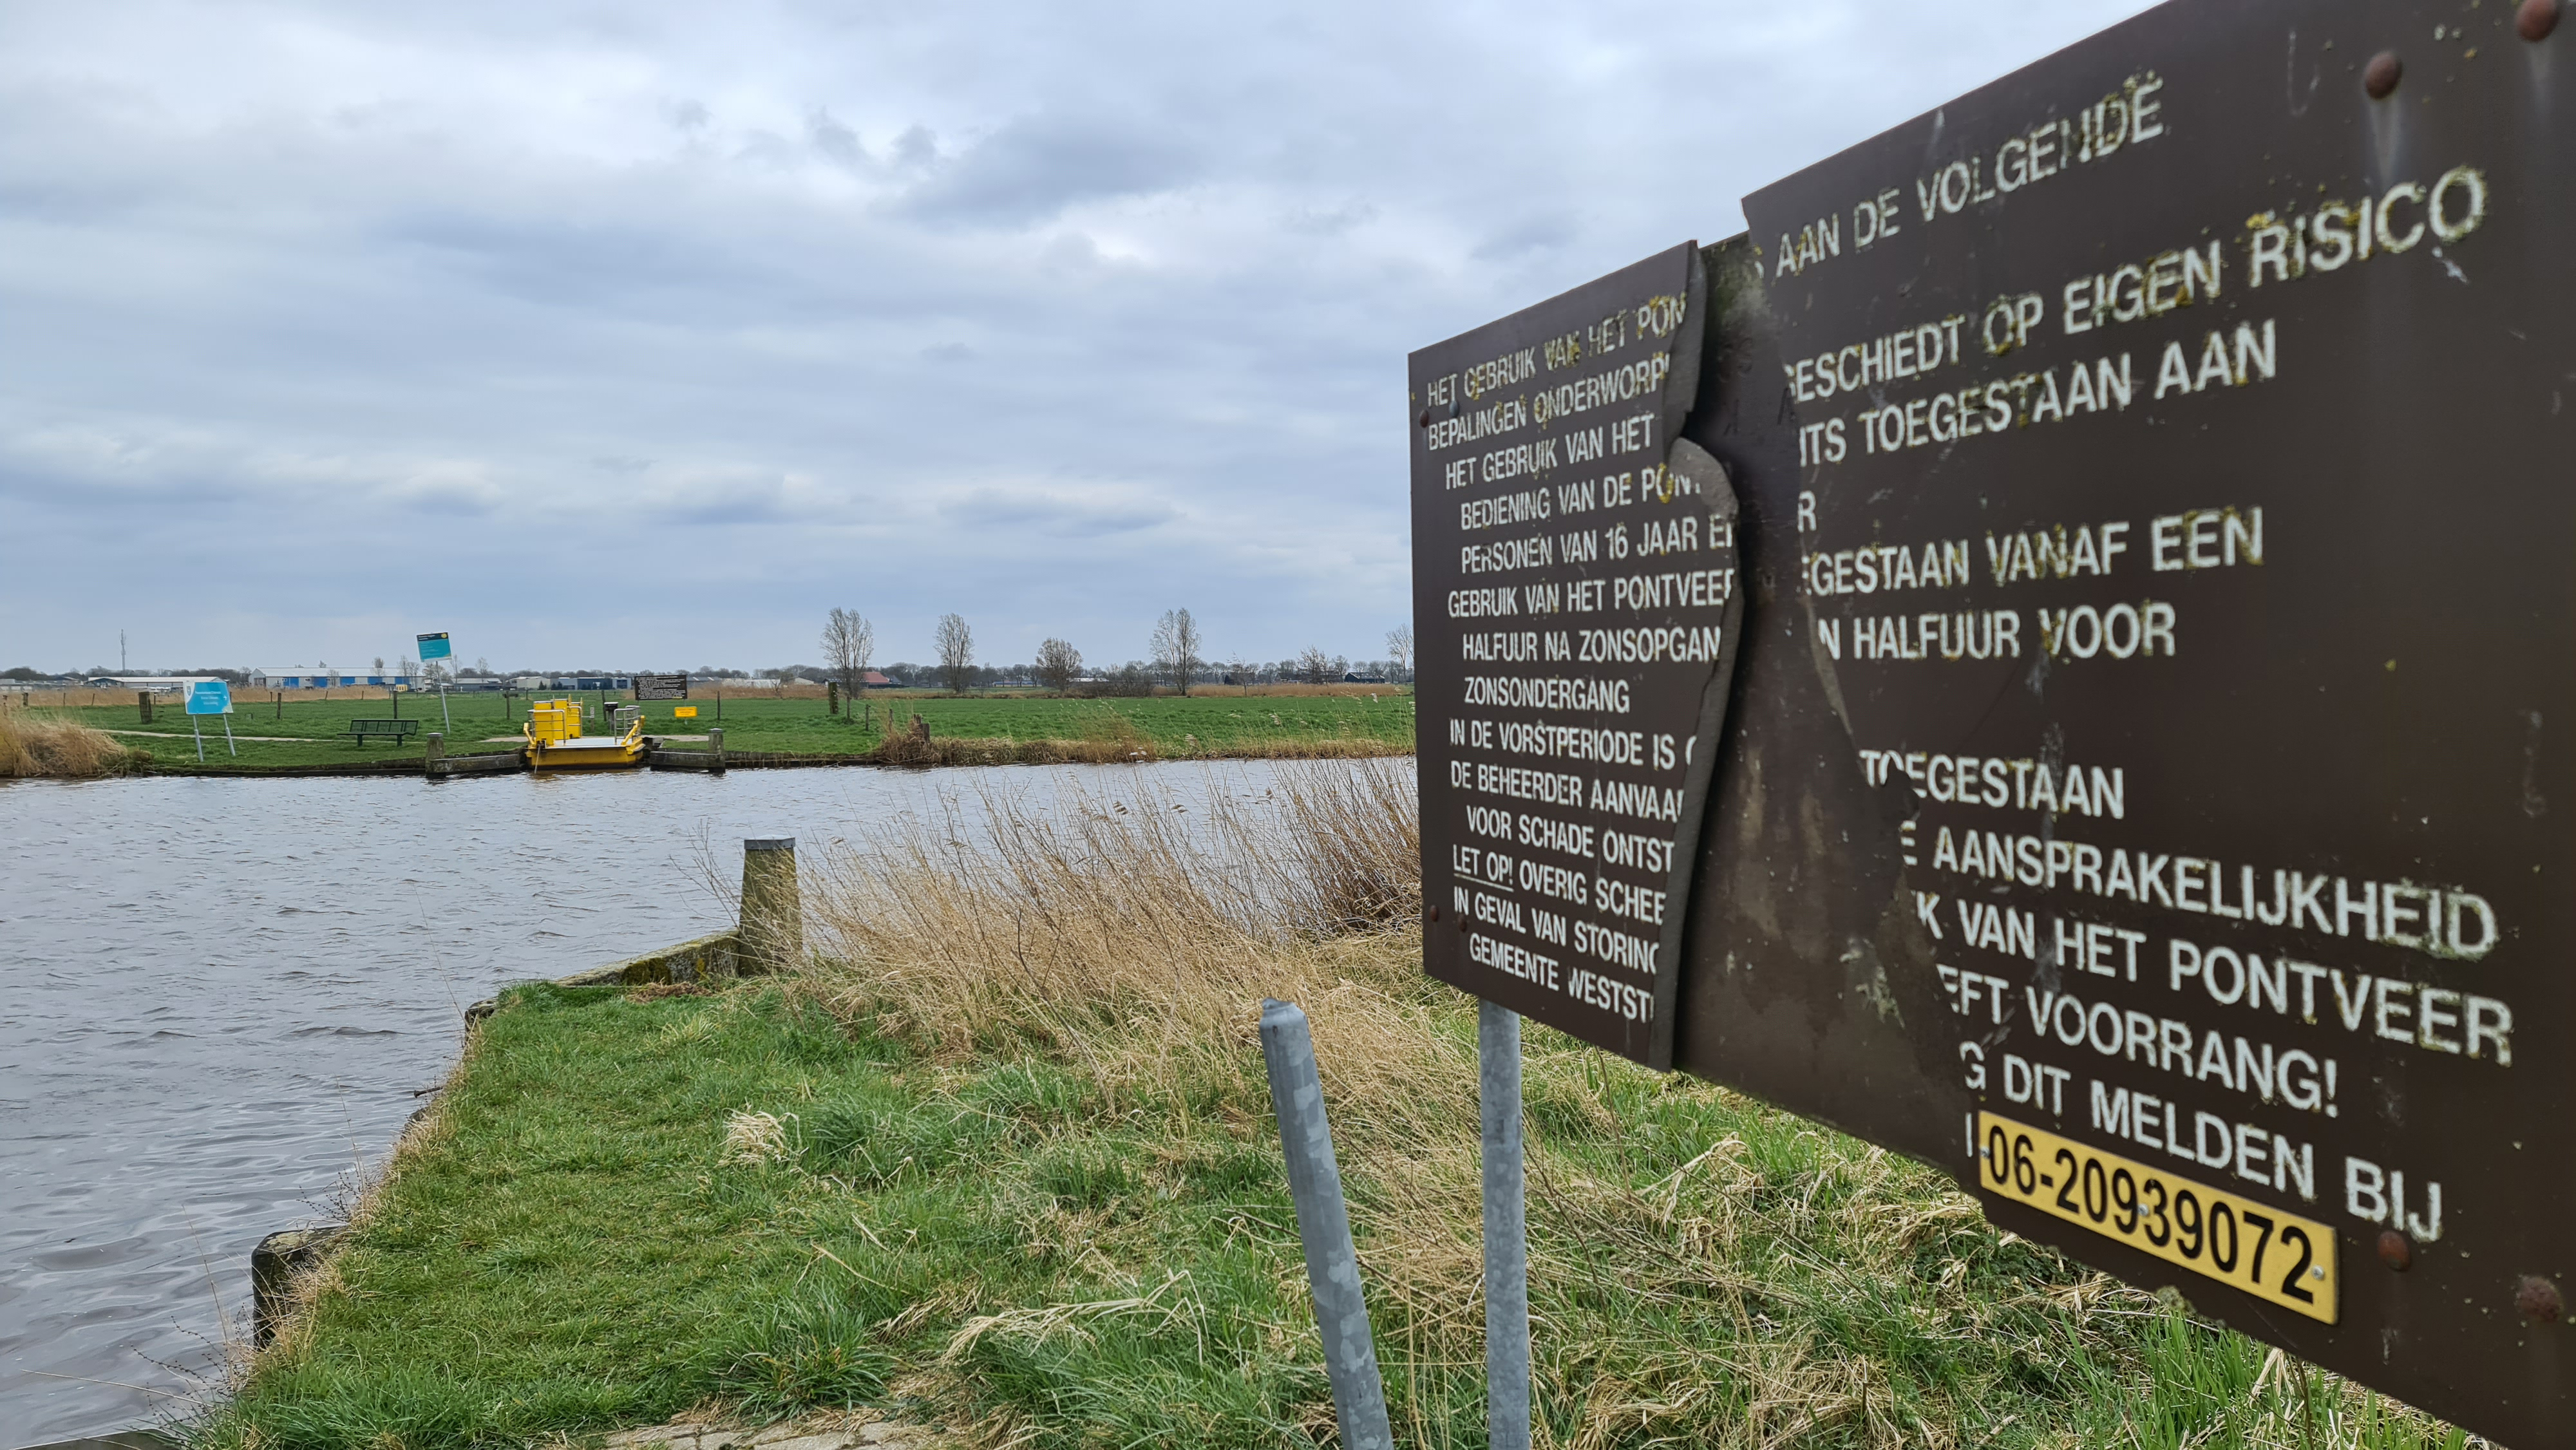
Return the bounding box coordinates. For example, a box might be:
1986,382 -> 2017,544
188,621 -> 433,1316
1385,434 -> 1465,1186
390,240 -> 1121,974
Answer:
1410,243 -> 1743,1065
1676,0 -> 2573,1439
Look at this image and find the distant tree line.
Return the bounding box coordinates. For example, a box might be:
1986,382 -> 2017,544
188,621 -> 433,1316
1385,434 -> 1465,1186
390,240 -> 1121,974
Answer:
11,620 -> 1417,697
778,607 -> 1415,697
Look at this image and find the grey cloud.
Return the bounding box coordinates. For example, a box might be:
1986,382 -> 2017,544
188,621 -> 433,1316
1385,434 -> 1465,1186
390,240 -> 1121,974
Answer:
1283,200 -> 1377,236
807,107 -> 866,167
891,124 -> 938,169
938,487 -> 1177,539
639,471 -> 819,525
1473,214 -> 1580,261
900,113 -> 1201,227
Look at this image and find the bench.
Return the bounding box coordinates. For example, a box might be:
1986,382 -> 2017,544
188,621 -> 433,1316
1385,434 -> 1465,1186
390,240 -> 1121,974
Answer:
345,718 -> 422,747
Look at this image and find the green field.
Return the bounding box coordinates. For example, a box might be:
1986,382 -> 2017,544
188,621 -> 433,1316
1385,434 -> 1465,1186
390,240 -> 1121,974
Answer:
23,689 -> 1414,773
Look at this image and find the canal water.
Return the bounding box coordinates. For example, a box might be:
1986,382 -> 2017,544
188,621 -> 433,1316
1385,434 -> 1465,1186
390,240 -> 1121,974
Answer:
0,762 -> 1317,1444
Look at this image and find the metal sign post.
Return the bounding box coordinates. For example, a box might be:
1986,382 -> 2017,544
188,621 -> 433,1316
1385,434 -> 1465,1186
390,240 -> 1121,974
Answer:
1479,1001 -> 1530,1450
415,632 -> 453,733
185,680 -> 235,760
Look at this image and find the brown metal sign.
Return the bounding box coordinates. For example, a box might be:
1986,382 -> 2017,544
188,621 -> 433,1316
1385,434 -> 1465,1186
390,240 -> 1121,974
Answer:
1678,0 -> 2572,1439
1410,243 -> 1743,1065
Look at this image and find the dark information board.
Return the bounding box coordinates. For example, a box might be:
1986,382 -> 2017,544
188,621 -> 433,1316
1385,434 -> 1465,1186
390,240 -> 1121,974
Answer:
1672,0 -> 2571,1440
1411,243 -> 1742,1065
634,673 -> 688,701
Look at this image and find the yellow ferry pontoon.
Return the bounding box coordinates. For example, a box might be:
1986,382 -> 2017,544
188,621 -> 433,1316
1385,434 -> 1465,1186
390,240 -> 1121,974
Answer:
523,698 -> 647,769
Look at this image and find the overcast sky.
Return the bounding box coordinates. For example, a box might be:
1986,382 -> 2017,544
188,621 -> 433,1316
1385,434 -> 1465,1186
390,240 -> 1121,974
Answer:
0,0 -> 2156,675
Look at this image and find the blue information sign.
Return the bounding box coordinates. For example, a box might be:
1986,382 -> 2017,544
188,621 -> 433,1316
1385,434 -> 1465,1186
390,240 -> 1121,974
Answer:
185,681 -> 232,715
416,632 -> 453,661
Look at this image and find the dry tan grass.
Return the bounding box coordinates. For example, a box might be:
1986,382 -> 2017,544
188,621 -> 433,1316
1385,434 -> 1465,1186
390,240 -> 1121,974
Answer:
0,713 -> 147,778
802,760 -> 1430,1073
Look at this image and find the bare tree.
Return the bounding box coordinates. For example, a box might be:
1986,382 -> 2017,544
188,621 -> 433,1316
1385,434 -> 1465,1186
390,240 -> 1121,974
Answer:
1297,646 -> 1334,685
1224,650 -> 1256,695
1034,637 -> 1083,694
934,613 -> 975,695
1384,625 -> 1414,685
820,608 -> 876,706
1150,608 -> 1203,697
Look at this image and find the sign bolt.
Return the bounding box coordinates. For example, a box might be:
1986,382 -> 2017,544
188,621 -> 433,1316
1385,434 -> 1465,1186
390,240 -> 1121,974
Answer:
2520,0 -> 2561,41
2517,1276 -> 2564,1325
2364,50 -> 2403,99
2378,1230 -> 2414,1272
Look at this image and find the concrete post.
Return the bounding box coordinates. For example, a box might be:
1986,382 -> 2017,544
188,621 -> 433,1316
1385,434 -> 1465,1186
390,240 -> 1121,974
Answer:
739,838 -> 801,972
137,690 -> 153,724
1481,1000 -> 1531,1450
1259,999 -> 1394,1450
709,726 -> 726,773
424,731 -> 445,779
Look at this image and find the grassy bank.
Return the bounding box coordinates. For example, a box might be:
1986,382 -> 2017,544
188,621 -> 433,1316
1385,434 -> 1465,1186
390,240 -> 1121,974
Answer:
8,690 -> 1412,773
202,764 -> 2465,1449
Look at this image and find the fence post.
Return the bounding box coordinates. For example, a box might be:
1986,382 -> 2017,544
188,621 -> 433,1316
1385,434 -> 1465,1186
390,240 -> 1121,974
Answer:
738,838 -> 801,972
1259,999 -> 1394,1450
1482,1000 -> 1532,1450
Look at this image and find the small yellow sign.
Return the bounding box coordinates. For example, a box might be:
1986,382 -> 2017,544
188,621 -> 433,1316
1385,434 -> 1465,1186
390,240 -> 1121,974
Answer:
674,706 -> 699,719
1976,1111 -> 2338,1323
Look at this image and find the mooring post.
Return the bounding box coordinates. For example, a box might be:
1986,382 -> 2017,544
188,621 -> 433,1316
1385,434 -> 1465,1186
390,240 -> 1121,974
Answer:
424,731 -> 444,780
738,837 -> 801,972
1481,999 -> 1532,1450
1259,999 -> 1394,1450
709,725 -> 726,773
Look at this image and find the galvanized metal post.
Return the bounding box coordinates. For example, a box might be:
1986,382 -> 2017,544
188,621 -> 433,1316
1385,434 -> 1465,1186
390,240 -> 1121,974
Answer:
1259,999 -> 1393,1450
1481,999 -> 1531,1450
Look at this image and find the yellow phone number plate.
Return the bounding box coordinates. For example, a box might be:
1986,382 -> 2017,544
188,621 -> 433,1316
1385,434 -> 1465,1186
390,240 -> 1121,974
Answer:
1977,1111 -> 2339,1323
